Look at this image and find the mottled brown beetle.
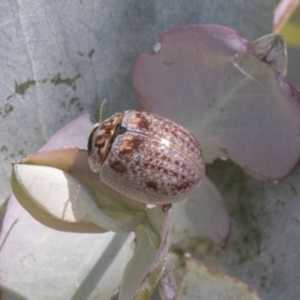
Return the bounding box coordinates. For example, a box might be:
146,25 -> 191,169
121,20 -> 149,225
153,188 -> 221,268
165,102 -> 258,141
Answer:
87,110 -> 205,204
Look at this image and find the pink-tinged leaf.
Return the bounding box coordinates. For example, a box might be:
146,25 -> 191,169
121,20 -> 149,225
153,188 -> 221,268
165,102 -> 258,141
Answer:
158,253 -> 178,300
119,206 -> 171,300
169,176 -> 230,248
132,25 -> 300,180
41,114 -> 94,150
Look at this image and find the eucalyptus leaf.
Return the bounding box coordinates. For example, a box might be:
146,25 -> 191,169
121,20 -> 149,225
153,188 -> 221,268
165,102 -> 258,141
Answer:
13,163 -> 145,232
177,256 -> 260,300
170,176 -> 230,247
0,0 -> 273,206
0,195 -> 134,300
120,207 -> 170,300
204,160 -> 300,300
132,25 -> 300,180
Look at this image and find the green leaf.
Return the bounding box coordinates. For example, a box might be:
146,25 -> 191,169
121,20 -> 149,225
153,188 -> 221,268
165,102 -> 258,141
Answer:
203,160 -> 300,300
176,255 -> 260,300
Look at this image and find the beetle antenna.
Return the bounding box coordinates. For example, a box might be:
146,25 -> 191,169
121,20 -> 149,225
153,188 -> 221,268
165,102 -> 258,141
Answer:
99,99 -> 107,124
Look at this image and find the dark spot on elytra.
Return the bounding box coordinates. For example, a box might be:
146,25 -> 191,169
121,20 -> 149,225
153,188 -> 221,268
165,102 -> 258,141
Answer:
119,137 -> 144,156
146,181 -> 158,191
109,159 -> 127,173
131,137 -> 144,149
161,155 -> 167,161
135,113 -> 150,131
119,148 -> 133,156
172,131 -> 179,138
175,181 -> 191,192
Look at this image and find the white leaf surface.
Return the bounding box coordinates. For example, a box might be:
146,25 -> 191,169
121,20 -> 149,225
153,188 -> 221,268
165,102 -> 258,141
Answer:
12,163 -> 145,232
13,164 -> 95,223
0,195 -> 134,300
